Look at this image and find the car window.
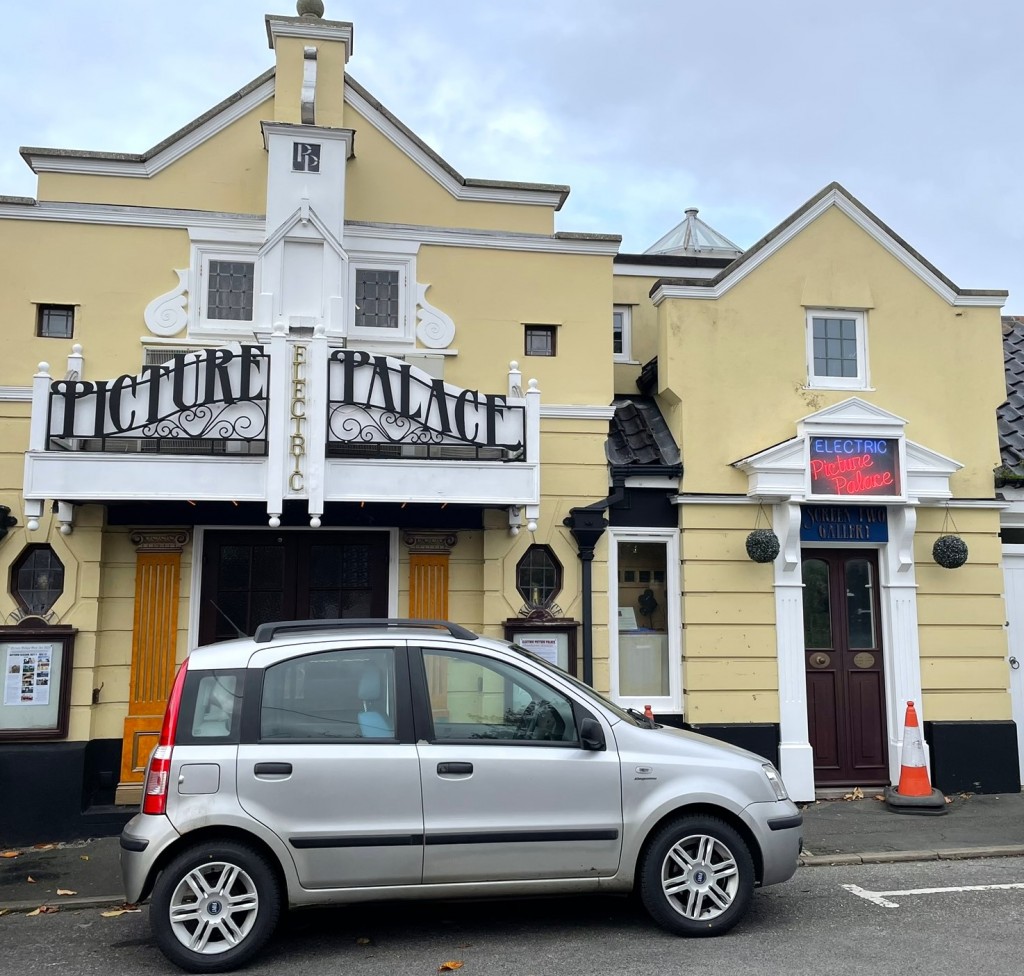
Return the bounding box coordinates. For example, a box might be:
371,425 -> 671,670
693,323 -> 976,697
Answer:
176,669 -> 244,744
423,649 -> 577,743
260,646 -> 396,740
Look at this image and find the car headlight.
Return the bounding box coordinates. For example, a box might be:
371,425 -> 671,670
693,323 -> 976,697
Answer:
762,763 -> 789,801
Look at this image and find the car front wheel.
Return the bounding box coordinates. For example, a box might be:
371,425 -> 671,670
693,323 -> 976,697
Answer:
150,840 -> 282,973
639,815 -> 754,936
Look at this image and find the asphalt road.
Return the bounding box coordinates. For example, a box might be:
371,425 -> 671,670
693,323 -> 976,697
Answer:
2,857 -> 1023,976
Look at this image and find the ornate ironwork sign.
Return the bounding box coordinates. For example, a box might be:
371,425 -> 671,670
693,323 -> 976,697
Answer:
46,346 -> 269,452
327,350 -> 525,459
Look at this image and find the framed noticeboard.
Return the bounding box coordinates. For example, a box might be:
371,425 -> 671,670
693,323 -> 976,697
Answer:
0,626 -> 76,740
504,619 -> 579,675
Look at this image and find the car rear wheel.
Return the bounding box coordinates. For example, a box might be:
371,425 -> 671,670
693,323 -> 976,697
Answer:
639,815 -> 754,936
151,840 -> 282,973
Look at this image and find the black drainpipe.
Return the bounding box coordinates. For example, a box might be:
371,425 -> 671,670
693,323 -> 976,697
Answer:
562,480 -> 626,685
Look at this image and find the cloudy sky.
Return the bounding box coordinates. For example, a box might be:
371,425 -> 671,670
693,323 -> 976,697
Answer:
2,1 -> 1023,307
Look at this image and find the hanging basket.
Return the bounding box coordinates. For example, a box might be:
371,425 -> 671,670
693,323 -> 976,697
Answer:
745,528 -> 780,563
933,534 -> 968,569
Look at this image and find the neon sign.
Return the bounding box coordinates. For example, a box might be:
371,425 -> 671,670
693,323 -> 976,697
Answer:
808,437 -> 900,497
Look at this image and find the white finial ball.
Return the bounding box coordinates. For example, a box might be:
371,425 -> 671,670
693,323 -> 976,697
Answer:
60,524 -> 72,535
510,525 -> 520,536
297,0 -> 324,17
527,520 -> 538,533
310,516 -> 322,528
269,515 -> 281,528
27,519 -> 39,531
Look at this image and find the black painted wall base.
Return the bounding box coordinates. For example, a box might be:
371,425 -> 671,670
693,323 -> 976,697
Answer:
653,717 -> 781,768
923,720 -> 1021,795
0,739 -> 132,846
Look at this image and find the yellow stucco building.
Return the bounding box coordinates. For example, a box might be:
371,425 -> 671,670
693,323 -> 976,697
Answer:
0,4 -> 1016,842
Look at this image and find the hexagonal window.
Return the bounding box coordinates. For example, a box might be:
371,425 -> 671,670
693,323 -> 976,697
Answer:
11,545 -> 65,616
516,545 -> 562,609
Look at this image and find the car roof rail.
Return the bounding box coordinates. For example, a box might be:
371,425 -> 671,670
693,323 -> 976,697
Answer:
253,618 -> 480,644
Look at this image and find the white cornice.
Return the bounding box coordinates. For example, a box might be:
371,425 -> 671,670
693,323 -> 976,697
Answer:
22,79 -> 275,180
651,188 -> 1007,309
266,16 -> 353,60
344,222 -> 620,255
614,263 -> 720,279
540,405 -> 616,420
0,387 -> 31,402
343,85 -> 566,211
0,201 -> 617,256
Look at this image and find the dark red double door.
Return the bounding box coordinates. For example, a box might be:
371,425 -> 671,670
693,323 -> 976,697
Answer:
802,549 -> 888,785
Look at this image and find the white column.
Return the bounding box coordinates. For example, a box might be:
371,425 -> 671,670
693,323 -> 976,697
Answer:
305,325 -> 329,526
880,504 -> 927,781
265,329 -> 288,527
773,500 -> 815,801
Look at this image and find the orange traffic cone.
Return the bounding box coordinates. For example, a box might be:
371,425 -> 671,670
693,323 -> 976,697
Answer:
884,700 -> 947,815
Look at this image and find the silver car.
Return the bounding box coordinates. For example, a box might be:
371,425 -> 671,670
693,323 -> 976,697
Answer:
121,619 -> 802,973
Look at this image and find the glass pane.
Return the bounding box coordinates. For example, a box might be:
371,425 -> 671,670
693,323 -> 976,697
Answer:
802,558 -> 832,648
516,546 -> 559,606
14,546 -> 65,614
251,546 -> 284,589
423,649 -> 576,742
217,546 -> 250,588
617,540 -> 669,696
261,647 -> 395,739
191,675 -> 238,738
846,558 -> 876,649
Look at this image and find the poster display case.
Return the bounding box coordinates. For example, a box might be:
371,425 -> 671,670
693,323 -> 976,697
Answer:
0,625 -> 76,740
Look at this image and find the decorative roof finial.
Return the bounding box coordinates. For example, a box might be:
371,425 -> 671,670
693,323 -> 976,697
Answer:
296,0 -> 324,18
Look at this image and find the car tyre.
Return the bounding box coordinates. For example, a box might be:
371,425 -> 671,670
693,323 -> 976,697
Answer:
150,840 -> 282,974
639,815 -> 754,937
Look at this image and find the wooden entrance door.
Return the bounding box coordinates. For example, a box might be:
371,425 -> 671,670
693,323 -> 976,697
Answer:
198,531 -> 390,645
802,549 -> 888,785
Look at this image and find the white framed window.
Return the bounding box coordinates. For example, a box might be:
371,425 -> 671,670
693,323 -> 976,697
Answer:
805,309 -> 868,389
607,526 -> 681,713
348,257 -> 414,343
190,238 -> 261,336
613,305 -> 633,362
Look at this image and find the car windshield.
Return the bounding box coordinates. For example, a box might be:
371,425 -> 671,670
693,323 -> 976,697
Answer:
507,642 -> 640,724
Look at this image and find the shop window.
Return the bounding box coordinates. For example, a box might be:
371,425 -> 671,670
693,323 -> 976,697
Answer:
806,309 -> 868,389
525,324 -> 557,357
613,305 -> 632,362
11,545 -> 65,616
37,304 -> 75,339
609,529 -> 681,710
516,545 -> 562,609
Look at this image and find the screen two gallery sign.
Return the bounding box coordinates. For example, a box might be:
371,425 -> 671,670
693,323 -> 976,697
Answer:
808,437 -> 901,497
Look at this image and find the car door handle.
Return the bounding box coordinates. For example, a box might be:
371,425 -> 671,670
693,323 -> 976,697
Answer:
254,762 -> 292,776
437,762 -> 473,775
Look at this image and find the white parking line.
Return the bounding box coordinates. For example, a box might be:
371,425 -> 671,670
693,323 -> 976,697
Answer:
844,882 -> 1024,908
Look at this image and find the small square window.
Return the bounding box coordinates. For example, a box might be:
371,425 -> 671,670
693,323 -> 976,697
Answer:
355,269 -> 400,330
613,305 -> 632,362
207,260 -> 254,322
806,309 -> 867,389
525,325 -> 557,357
37,304 -> 75,339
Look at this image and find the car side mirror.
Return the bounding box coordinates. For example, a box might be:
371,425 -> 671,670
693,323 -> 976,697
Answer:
579,716 -> 606,751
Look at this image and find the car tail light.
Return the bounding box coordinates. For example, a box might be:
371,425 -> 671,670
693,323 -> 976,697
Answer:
142,658 -> 189,816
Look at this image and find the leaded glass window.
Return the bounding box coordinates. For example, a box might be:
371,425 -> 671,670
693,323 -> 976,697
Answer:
516,545 -> 562,607
207,260 -> 255,321
12,545 -> 65,615
355,269 -> 400,330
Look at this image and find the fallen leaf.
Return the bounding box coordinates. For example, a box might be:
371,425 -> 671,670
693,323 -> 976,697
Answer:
0,851 -> 20,859
26,905 -> 59,916
26,876 -> 36,884
873,794 -> 885,802
945,795 -> 954,804
79,855 -> 90,862
438,962 -> 464,972
0,909 -> 8,917
31,843 -> 56,851
57,889 -> 77,897
356,937 -> 371,945
100,907 -> 141,918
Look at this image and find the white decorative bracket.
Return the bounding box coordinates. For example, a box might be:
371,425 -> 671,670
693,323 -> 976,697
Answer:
57,501 -> 75,536
144,269 -> 189,337
415,283 -> 456,349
